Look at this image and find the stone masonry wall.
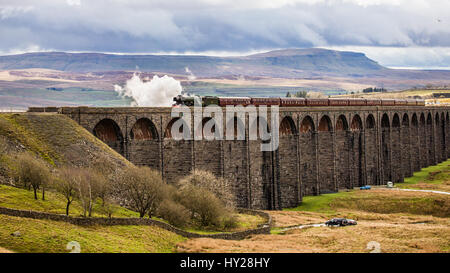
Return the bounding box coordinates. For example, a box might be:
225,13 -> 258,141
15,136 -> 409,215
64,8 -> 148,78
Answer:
53,106 -> 450,210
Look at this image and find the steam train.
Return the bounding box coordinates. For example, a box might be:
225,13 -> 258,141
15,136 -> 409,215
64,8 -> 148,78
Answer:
173,95 -> 426,107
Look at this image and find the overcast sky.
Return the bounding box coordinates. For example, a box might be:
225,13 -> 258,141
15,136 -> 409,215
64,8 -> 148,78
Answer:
1,0 -> 449,68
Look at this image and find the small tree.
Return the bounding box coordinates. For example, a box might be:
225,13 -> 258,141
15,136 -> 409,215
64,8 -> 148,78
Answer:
76,170 -> 106,217
15,153 -> 52,200
56,167 -> 79,216
120,166 -> 167,218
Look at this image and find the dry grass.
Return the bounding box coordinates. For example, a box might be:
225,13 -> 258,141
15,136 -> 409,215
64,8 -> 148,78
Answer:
177,188 -> 450,253
269,211 -> 327,227
176,214 -> 449,253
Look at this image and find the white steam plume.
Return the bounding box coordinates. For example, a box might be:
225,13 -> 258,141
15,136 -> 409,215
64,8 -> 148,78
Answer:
114,73 -> 182,107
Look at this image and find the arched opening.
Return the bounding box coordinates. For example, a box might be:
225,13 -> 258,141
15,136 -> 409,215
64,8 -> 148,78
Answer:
318,115 -> 334,192
435,113 -> 442,162
401,114 -> 411,178
365,114 -> 377,185
249,116 -> 274,209
128,118 -> 160,169
318,115 -> 331,132
381,114 -> 391,183
299,115 -> 317,196
427,113 -> 433,124
420,113 -> 426,125
280,116 -> 297,136
366,114 -> 375,129
164,117 -> 190,139
392,114 -> 400,128
226,116 -> 245,139
336,115 -> 348,131
197,117 -> 218,139
350,115 -> 363,186
300,116 -> 315,133
402,114 -> 410,127
93,118 -> 124,156
411,113 -> 420,171
279,116 -> 300,208
130,118 -> 158,140
335,115 -> 350,188
427,113 -> 435,165
412,114 -> 418,127
391,114 -> 402,182
250,116 -> 270,141
93,119 -> 123,143
351,115 -> 363,131
382,114 -> 390,128
224,116 -> 248,208
419,113 -> 427,168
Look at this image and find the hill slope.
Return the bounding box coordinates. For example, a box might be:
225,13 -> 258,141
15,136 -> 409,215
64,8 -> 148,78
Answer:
0,48 -> 386,77
0,113 -> 131,183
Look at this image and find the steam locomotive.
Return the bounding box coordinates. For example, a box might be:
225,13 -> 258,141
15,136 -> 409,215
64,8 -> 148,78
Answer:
173,95 -> 426,107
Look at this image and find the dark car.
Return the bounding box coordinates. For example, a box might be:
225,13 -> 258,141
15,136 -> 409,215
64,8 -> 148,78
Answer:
325,218 -> 357,227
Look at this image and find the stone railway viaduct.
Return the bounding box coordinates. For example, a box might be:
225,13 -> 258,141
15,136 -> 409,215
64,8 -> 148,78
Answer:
53,106 -> 450,210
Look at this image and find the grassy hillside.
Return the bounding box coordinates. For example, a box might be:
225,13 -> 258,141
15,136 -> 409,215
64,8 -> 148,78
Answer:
0,49 -> 385,76
0,113 -> 187,253
0,214 -> 185,253
0,113 -> 131,184
0,184 -> 139,218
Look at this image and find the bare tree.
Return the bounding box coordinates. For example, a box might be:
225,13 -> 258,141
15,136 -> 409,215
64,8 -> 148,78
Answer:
120,166 -> 167,218
93,172 -> 110,207
15,153 -> 52,200
56,167 -> 79,216
76,169 -> 103,217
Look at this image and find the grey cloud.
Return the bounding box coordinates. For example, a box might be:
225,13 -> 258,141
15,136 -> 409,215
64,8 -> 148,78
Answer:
0,0 -> 449,67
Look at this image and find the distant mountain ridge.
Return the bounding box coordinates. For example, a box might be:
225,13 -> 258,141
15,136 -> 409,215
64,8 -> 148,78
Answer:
0,48 -> 386,78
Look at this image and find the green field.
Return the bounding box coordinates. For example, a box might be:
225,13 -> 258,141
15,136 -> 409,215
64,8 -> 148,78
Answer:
0,214 -> 185,253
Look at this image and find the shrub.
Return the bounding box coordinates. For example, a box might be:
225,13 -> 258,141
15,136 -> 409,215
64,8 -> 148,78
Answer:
178,170 -> 236,208
157,199 -> 190,227
119,166 -> 168,218
177,183 -> 227,227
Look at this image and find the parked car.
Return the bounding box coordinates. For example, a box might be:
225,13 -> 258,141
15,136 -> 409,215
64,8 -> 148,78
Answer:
360,185 -> 371,190
325,218 -> 357,227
